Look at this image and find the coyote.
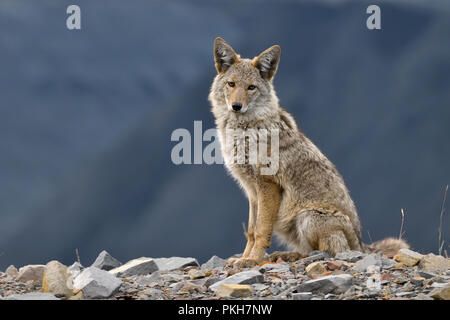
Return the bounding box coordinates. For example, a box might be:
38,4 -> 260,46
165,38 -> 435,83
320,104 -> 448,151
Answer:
209,38 -> 408,268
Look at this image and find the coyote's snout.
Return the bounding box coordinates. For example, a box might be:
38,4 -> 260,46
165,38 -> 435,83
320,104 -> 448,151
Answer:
209,37 -> 408,268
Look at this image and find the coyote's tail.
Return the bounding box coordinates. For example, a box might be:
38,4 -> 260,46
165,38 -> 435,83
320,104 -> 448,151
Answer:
364,237 -> 409,255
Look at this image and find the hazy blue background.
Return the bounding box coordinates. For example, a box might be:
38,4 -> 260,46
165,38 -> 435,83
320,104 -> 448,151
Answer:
0,0 -> 449,270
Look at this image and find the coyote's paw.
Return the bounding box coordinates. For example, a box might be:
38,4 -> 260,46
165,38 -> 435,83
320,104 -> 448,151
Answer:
268,251 -> 304,262
225,257 -> 240,267
232,258 -> 258,268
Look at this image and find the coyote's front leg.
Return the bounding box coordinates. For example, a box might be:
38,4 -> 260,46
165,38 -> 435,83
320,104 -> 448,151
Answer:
233,181 -> 280,268
226,186 -> 257,267
242,198 -> 257,257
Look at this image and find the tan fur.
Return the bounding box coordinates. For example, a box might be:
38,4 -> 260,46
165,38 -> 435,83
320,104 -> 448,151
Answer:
209,38 -> 408,267
366,237 -> 410,255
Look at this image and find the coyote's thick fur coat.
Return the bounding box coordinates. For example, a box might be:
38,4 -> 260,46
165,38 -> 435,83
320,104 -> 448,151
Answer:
209,38 -> 408,267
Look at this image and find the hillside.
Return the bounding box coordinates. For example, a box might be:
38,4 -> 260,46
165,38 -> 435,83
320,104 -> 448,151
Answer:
0,0 -> 449,269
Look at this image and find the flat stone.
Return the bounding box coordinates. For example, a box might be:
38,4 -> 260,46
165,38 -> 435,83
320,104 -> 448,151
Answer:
5,265 -> 18,277
381,258 -> 397,269
395,291 -> 415,298
418,271 -> 438,279
216,284 -> 254,298
305,262 -> 327,278
74,267 -> 122,299
188,269 -> 206,280
335,251 -> 366,262
259,263 -> 290,273
429,284 -> 450,300
186,278 -> 208,287
136,271 -> 163,286
109,257 -> 158,277
163,272 -> 187,282
300,253 -> 328,265
292,292 -> 312,300
201,256 -> 226,270
309,251 -> 331,259
431,282 -> 448,288
204,276 -> 222,288
153,257 -> 199,271
419,254 -> 450,272
17,264 -> 45,284
91,250 -> 122,271
42,260 -> 73,298
296,274 -> 353,294
354,254 -> 382,272
5,292 -> 59,300
393,249 -> 423,267
209,270 -> 264,292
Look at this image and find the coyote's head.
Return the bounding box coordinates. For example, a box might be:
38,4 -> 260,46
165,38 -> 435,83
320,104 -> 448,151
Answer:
209,38 -> 281,118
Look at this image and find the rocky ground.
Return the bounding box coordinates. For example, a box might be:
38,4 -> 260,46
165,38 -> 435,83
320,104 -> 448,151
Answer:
0,249 -> 449,300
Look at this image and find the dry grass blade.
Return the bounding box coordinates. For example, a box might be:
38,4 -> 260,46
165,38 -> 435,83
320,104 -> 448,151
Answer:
399,208 -> 406,240
75,248 -> 81,265
438,185 -> 448,256
366,230 -> 373,244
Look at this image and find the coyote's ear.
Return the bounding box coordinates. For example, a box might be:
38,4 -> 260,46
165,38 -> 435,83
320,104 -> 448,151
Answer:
214,37 -> 238,73
252,45 -> 281,80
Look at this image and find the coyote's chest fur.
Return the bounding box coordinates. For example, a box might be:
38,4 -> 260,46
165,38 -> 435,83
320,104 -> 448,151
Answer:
217,117 -> 279,180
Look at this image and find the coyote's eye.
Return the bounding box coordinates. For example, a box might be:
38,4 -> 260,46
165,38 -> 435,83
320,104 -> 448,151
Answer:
227,81 -> 235,87
248,85 -> 256,90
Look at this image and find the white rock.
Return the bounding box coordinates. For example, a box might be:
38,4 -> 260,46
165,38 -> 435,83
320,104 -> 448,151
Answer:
91,250 -> 122,271
260,263 -> 291,273
431,282 -> 448,288
153,257 -> 199,271
296,274 -> 353,294
335,251 -> 366,262
201,256 -> 226,270
209,270 -> 264,292
67,262 -> 83,278
74,267 -> 122,299
354,254 -> 382,272
292,292 -> 312,300
109,257 -> 158,277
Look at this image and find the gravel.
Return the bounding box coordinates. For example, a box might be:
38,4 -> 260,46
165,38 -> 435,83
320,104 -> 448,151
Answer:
1,248 -> 448,300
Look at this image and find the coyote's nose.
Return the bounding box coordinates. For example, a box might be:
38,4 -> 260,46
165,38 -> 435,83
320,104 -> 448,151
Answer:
232,102 -> 242,111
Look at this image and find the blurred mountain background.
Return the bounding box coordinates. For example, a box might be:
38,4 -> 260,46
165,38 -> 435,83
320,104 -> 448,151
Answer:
0,0 -> 449,270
